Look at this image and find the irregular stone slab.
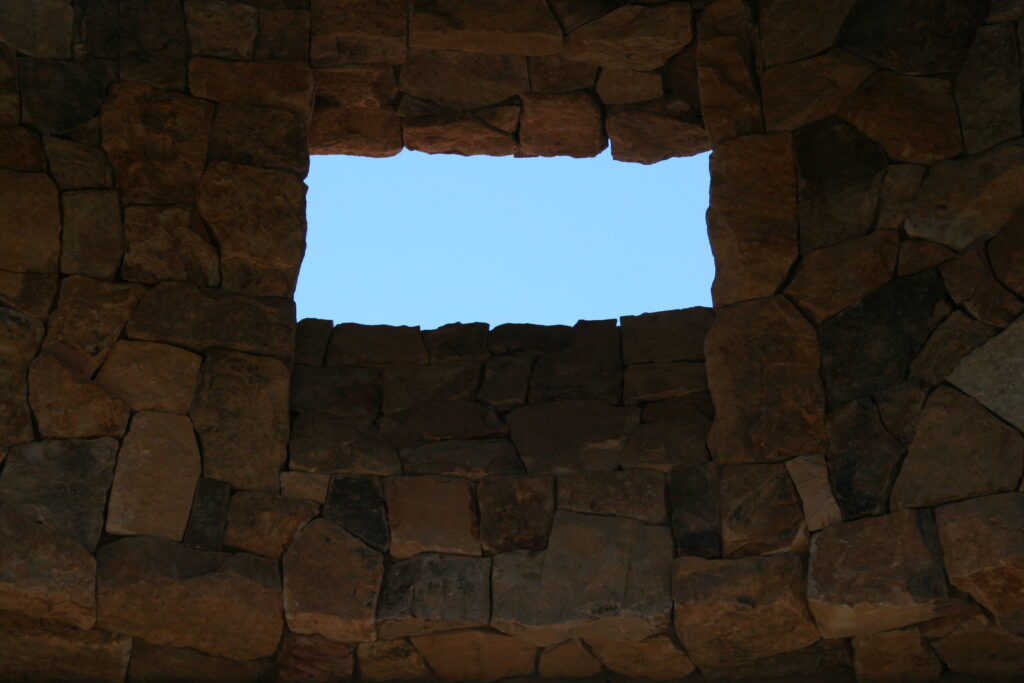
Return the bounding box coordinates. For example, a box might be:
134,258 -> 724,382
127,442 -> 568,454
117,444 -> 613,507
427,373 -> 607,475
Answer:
119,0 -> 187,88
990,209 -> 1024,299
386,476 -> 480,558
0,437 -> 116,551
379,400 -> 507,449
96,341 -> 201,415
897,240 -> 954,278
588,636 -> 696,680
936,493 -> 1024,634
621,307 -> 712,364
492,511 -> 673,645
528,53 -> 597,93
382,361 -> 480,414
283,518 -> 382,643
874,379 -> 929,448
785,455 -> 842,532
906,139 -> 1024,250
401,439 -> 523,479
316,65 -> 397,109
191,349 -> 290,492
538,639 -> 602,678
820,269 -> 950,406
98,536 -> 282,660
910,311 -> 997,386
290,415 -> 398,477
224,491 -> 319,560
412,630 -> 536,681
558,469 -> 666,524
404,112 -> 517,157
623,361 -> 706,404
0,126 -> 45,172
410,0 -> 562,56
185,0 -> 258,59
478,475 -> 554,554
706,296 -> 826,463
129,639 -> 266,682
294,318 -> 332,367
422,322 -> 489,361
956,23 -> 1022,154
19,57 -> 109,135
488,323 -> 572,355
0,270 -> 58,319
621,413 -> 710,472
548,0 -> 620,32
928,613 -> 1024,679
256,8 -> 309,62
0,612 -> 131,683
399,49 -> 528,110
357,639 -> 432,682
793,117 -> 888,253
672,553 -> 820,668
668,462 -> 720,558
101,82 -> 213,204
322,475 -> 389,552
478,354 -> 532,410
0,305 -> 43,447
807,509 -> 953,638
706,134 -> 797,304
60,190 -> 123,280
564,3 -> 691,70
720,463 -> 807,557
377,553 -> 491,638
530,320 -> 620,402
519,91 -> 606,158
701,638 -> 855,681
597,68 -> 663,105
508,400 -> 640,473
852,628 -> 942,683
274,632 -> 354,683
291,365 -> 379,420
310,0 -> 406,65
948,314 -> 1024,432
189,58 -> 314,120
0,508 -> 96,628
183,477 -> 232,551
758,0 -> 856,66
210,101 -> 308,176
0,170 -> 60,272
122,205 -> 220,287
874,165 -> 927,234
941,240 -> 1023,328
29,352 -> 130,440
42,136 -> 113,189
892,387 -> 1023,509
696,0 -> 761,143
310,105 -> 402,157
280,471 -> 330,504
327,323 -> 428,366
0,0 -> 72,58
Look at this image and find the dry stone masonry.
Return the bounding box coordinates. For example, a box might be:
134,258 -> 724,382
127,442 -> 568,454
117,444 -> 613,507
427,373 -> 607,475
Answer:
1,0 -> 1024,680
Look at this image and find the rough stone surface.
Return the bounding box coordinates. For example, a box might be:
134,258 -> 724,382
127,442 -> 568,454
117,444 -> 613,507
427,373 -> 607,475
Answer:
377,553 -> 491,638
423,322 -> 490,361
607,99 -> 708,163
224,491 -> 319,559
0,170 -> 61,273
42,136 -> 112,190
492,511 -> 673,645
488,323 -> 572,355
623,361 -> 707,404
327,323 -> 428,367
720,463 -> 807,557
59,190 -> 123,281
696,0 -> 761,142
0,126 -> 45,171
29,352 -> 130,440
538,639 -> 602,678
528,53 -> 598,93
294,318 -> 332,367
529,320 -> 620,403
190,349 -> 290,492
668,462 -> 720,558
410,0 -> 562,56
322,476 -> 389,552
404,112 -> 517,157
386,476 -> 480,558
281,472 -> 330,504
0,46 -> 14,125
379,400 -> 507,448
283,518 -> 382,643
0,0 -> 73,58
990,209 -> 1024,299
706,296 -> 826,463
411,629 -> 536,682
874,379 -> 929,448
758,0 -> 856,66
122,205 -> 220,287
291,365 -> 379,420
693,638 -> 856,682
948,312 -> 1024,432
621,413 -> 710,472
290,415 -> 398,478
672,553 -> 820,668
930,621 -> 1024,681
399,49 -> 528,110
478,475 -> 554,554
852,628 -> 942,683
898,240 -> 955,278
807,509 -> 953,638
956,23 -> 1022,154
0,305 -> 44,447
621,307 -> 712,363
508,400 -> 640,473
185,0 -> 258,60
910,311 -> 997,386
19,58 -> 109,135
274,632 -> 354,683
785,455 -> 843,532
0,271 -> 58,320
182,477 -> 231,551
563,3 -> 691,70
119,0 -> 187,88
558,469 -> 666,523
401,439 -> 523,479
189,58 -> 314,120
0,612 -> 131,683
95,341 -> 200,415
316,65 -> 397,109
310,0 -> 407,66
940,240 -> 1023,328
519,92 -> 606,158
597,68 -> 662,105
588,636 -> 696,680
210,102 -> 309,176
310,105 -> 402,157
875,164 -> 928,233
383,361 -> 480,414
128,640 -> 266,683
356,639 -> 432,682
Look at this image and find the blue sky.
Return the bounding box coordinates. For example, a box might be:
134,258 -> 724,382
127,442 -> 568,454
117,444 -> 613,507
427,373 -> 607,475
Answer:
297,149 -> 713,330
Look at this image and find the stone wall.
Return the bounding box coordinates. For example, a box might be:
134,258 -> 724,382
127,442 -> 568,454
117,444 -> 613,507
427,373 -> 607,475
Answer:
1,0 -> 1024,681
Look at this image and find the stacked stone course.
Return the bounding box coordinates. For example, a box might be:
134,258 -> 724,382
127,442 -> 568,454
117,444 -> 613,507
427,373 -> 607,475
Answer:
1,0 -> 1024,680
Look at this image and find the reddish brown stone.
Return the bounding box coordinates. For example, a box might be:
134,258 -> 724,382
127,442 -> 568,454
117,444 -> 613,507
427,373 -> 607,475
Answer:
224,491 -> 319,559
606,99 -> 710,164
0,170 -> 61,273
589,637 -> 696,680
621,307 -> 712,363
275,632 -> 354,683
191,349 -> 290,492
877,164 -> 928,233
19,58 -> 111,137
327,323 -> 428,366
538,639 -> 602,678
295,318 -> 332,366
412,630 -> 537,682
357,639 -> 432,682
119,0 -> 188,89
59,190 -> 123,281
310,105 -> 402,157
930,622 -> 1024,681
209,102 -> 309,177
0,0 -> 72,58
786,454 -> 843,532
255,9 -> 311,62
990,209 -> 1024,299
123,205 -> 220,287
0,612 -> 131,683
696,0 -> 761,143
323,476 -> 389,552
386,476 -> 480,558
528,53 -> 597,93
310,0 -> 406,66
0,305 -> 43,447
941,240 -> 1023,328
874,380 -> 928,449
897,240 -> 955,277
643,393 -> 715,421
316,65 -> 397,109
720,463 -> 807,557
189,57 -> 314,120
0,126 -> 45,171
564,3 -> 692,70
290,415 -> 399,475
101,83 -> 213,204
852,628 -> 942,683
280,472 -> 330,504
404,112 -> 517,157
622,413 -> 709,472
291,365 -> 380,420
910,311 -> 998,386
597,68 -> 662,104
0,270 -> 58,319
185,0 -> 258,60
128,640 -> 266,683
758,0 -> 856,66
401,439 -> 523,479
519,91 -> 606,158
508,400 -> 640,473
410,0 -> 562,56
623,361 -> 707,404
548,0 -> 620,32
956,23 -> 1022,154
379,400 -> 507,448
399,49 -> 529,110
667,462 -> 720,557
479,475 -> 554,554
530,320 -> 620,402
182,477 -> 232,552
42,136 -> 112,189
808,510 -> 954,638
383,361 -> 480,414
948,314 -> 1024,433
29,352 -> 130,440
672,553 -> 821,668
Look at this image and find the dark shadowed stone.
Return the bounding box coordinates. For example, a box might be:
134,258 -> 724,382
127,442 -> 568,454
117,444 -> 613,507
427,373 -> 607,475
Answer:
841,0 -> 987,75
826,398 -> 905,520
876,164 -> 928,232
492,511 -> 673,645
60,190 -> 123,280
548,0 -> 622,33
377,553 -> 491,638
0,271 -> 57,320
19,57 -> 106,134
316,65 -> 397,109
401,439 -> 523,479
404,112 -> 518,157
701,638 -> 854,682
119,0 -> 187,88
794,117 -> 888,253
29,352 -> 130,440
758,0 -> 856,66
274,632 -> 354,683
310,0 -> 406,66
326,323 -> 428,367
0,612 -> 131,683
596,68 -> 663,105
399,49 -> 528,110
478,475 -> 554,554
940,240 -> 1024,328
910,311 -> 997,386
0,170 -> 61,273
410,0 -> 562,56
0,46 -> 15,125
128,640 -> 266,683
696,0 -> 761,143
0,305 -> 43,447
563,2 -> 692,70
379,400 -> 507,449
530,320 -> 620,403
622,413 -> 709,472
720,463 -> 807,557
422,322 -> 489,361
621,307 -> 713,363
185,0 -> 258,59
209,102 -> 309,177
668,462 -> 720,557
357,639 -> 432,682
606,99 -> 710,164
956,23 -> 1022,154
558,469 -> 666,523
294,318 -> 332,367
663,44 -> 701,116
949,314 -> 1024,432
891,387 -> 1023,509
508,400 -> 640,473
290,415 -> 399,476
280,472 -> 330,505
519,91 -> 607,158
97,536 -> 282,661
673,553 -> 820,668
310,105 -> 402,157
183,477 -> 232,551
808,509 -> 954,638
410,630 -> 537,681
623,361 -> 707,404
588,636 -> 696,680
291,365 -> 379,419
189,58 -> 314,120
990,210 -> 1024,299
897,240 -> 955,277
75,0 -> 119,60
224,491 -> 319,560
0,0 -> 72,58
122,205 -> 220,288
528,53 -> 597,93
852,628 -> 942,683
706,296 -> 826,463
0,126 -> 45,171
874,379 -> 929,447
382,361 -> 480,414
322,475 -> 389,553
386,476 -> 480,558
0,438 -> 116,551
488,323 -> 572,355
0,508 -> 96,629
820,269 -> 950,407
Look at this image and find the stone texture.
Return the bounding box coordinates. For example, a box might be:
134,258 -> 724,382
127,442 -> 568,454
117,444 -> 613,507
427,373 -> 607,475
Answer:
720,463 -> 807,557
312,106 -> 402,157
403,112 -> 517,157
322,475 -> 389,552
807,509 -> 953,638
936,493 -> 1024,634
224,491 -> 319,559
597,68 -> 662,104
548,0 -> 620,32
538,639 -> 602,678
119,0 -> 187,88
956,23 -> 1022,154
327,323 -> 428,367
852,628 -> 942,683
621,307 -> 712,364
98,536 -> 282,660
386,476 -> 480,558
0,437 -> 116,551
95,341 -> 200,414
930,621 -> 1024,681
558,469 -> 666,523
105,412 -> 200,541
29,352 -> 130,440
820,269 -> 950,406
189,58 -> 314,120
310,0 -> 406,66
274,632 -> 354,683
423,322 -> 489,361
291,365 -> 379,420
508,400 -> 640,473
183,477 -> 231,551
877,165 -> 928,232
377,553 -> 491,638
357,639 -> 433,682
0,305 -> 43,447
990,209 -> 1024,299
941,240 -> 1023,328
210,102 -> 309,176
290,415 -> 398,477
190,349 -> 290,492
59,190 -> 122,280
530,320 -> 620,402
185,0 -> 258,59
128,640 -> 266,683
758,0 -> 856,66
101,82 -> 213,204
0,126 -> 45,171
197,161 -> 306,298
0,0 -> 73,58
706,296 -> 826,463
949,313 -> 1024,432
401,439 -> 523,479
623,361 -> 708,404
528,53 -> 597,93
696,0 -> 761,142
668,462 -> 720,558
411,629 -> 536,682
0,508 -> 96,629
606,100 -> 711,163
563,2 -> 691,70
874,379 -> 929,447
19,58 -> 108,135
316,65 -> 397,109
519,92 -> 606,158
706,134 -> 797,304
295,318 -> 332,366
672,553 -> 820,668
0,270 -> 58,319
488,322 -> 572,355
280,472 -> 330,504
122,205 -> 220,287
127,282 -> 295,361
0,612 -> 130,682
383,361 -> 480,414
0,170 -> 61,273
399,49 -> 528,110
786,454 -> 843,532
492,511 -> 673,645
794,117 -> 889,253
283,518 -> 382,643
380,400 -> 507,448
588,636 -> 696,680
897,240 -> 955,277
478,475 -> 554,554
698,638 -> 856,682
621,413 -> 710,472
910,311 -> 997,385
0,45 -> 14,125
410,0 -> 562,56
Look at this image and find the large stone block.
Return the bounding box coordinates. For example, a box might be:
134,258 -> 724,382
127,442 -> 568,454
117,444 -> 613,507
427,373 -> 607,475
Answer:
291,365 -> 379,419
478,353 -> 532,410
386,476 -> 480,558
597,68 -> 663,105
399,49 -> 528,110
403,111 -> 517,157
189,58 -> 314,120
29,352 -> 130,440
290,415 -> 399,476
508,400 -> 640,473
96,341 -> 201,414
530,320 -> 621,402
0,613 -> 130,682
401,438 -> 523,479
877,165 -> 928,233
0,0 -> 72,58
185,0 -> 258,60
322,475 -> 389,553
382,360 -> 480,414
956,23 -> 1022,154
379,400 -> 507,448
310,0 -> 407,66
294,318 -> 332,367
528,53 -> 598,93
623,361 -> 707,404
949,314 -> 1024,431
411,630 -> 537,682
59,190 -> 123,281
357,639 -> 432,682
989,209 -> 1024,299
910,310 -> 997,386
758,0 -> 856,66
785,454 -> 843,532
519,91 -> 606,158
209,102 -> 309,177
668,462 -> 720,557
0,126 -> 46,171
0,45 -> 14,126
696,0 -> 761,143
852,628 -> 942,683
410,0 -> 562,55
620,307 -> 713,364
720,463 -> 807,557
327,323 -> 428,367
128,640 -> 266,683
0,170 -> 61,273
557,469 -> 666,523
621,413 -> 710,472
274,632 -> 354,683
564,2 -> 692,70
119,0 -> 188,88
182,477 -> 231,551
0,305 -> 43,447
701,638 -> 855,682
224,491 -> 319,560
122,205 -> 220,288
19,57 -> 109,135
310,104 -> 403,157
42,135 -> 113,190
538,639 -> 602,678
588,636 -> 696,680
478,474 -> 553,554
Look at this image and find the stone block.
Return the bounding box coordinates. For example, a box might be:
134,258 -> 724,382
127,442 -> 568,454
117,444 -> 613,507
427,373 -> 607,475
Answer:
0,45 -> 14,126
422,322 -> 489,361
290,414 -> 399,477
410,0 -> 562,55
852,628 -> 942,683
621,308 -> 712,364
310,0 -> 406,66
0,271 -> 57,320
478,475 -> 554,554
910,311 -> 997,386
122,205 -> 220,287
189,57 -> 314,120
294,318 -> 332,367
0,305 -> 43,447
874,379 -> 929,447
588,637 -> 696,680
926,610 -> 1024,679
877,164 -> 928,233
530,320 -> 620,402
558,469 -> 666,523
59,190 -> 123,281
701,638 -> 855,681
185,0 -> 258,60
538,639 -> 602,678
386,476 -> 480,558
29,352 -> 130,440
519,92 -> 606,158
191,349 -> 290,492
621,413 -> 710,472
401,438 -> 523,479
492,511 -> 673,645
379,400 -> 507,448
956,23 -> 1022,154
291,365 -> 380,419
411,630 -> 537,682
720,463 -> 807,557
563,2 -> 692,70
941,240 -> 1023,328
949,312 -> 1024,432
280,471 -> 330,504
183,477 -> 232,551
758,0 -> 856,66
283,518 -> 382,643
807,509 -> 954,638
897,240 -> 955,277
119,0 -> 188,88
356,639 -> 432,682
0,612 -> 129,682
785,455 -> 842,532
19,56 -> 109,135
399,49 -> 529,110
528,53 -> 597,93
274,632 -> 354,683
0,170 -> 61,273
548,0 -> 621,32
97,536 -> 282,661
316,65 -> 397,109
989,209 -> 1024,299
327,323 -> 428,366
96,341 -> 201,414
596,68 -> 662,104
310,105 -> 402,157
488,323 -> 572,355
0,126 -> 45,171
128,640 -> 266,682
0,0 -> 72,58
672,553 -> 821,668
668,461 -> 720,558
377,553 -> 491,638
322,475 -> 389,552
42,136 -> 112,190
623,361 -> 707,403
403,111 -> 517,156
209,102 -> 309,177
696,0 -> 761,143
382,361 -> 480,414
224,491 -> 319,559
508,400 -> 640,473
